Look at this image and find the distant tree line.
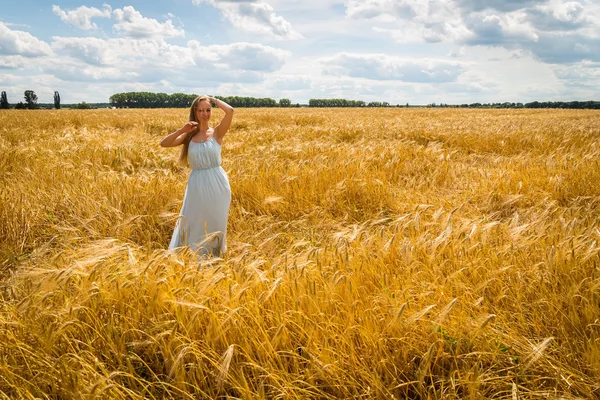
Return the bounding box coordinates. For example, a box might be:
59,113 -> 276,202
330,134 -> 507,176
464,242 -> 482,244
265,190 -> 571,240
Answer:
314,100 -> 600,109
527,101 -> 600,109
109,92 -> 297,108
452,101 -> 600,109
110,92 -> 196,108
2,89 -> 600,110
216,96 -> 286,108
310,99 -> 365,107
308,98 -> 396,107
108,93 -> 398,108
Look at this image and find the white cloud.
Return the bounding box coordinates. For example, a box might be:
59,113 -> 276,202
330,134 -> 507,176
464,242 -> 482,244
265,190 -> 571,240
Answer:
52,37 -> 115,65
0,55 -> 29,69
95,38 -> 194,68
548,1 -> 586,24
4,23 -> 31,28
349,0 -> 539,45
52,5 -> 186,39
112,6 -> 185,39
195,0 -> 302,39
0,72 -> 20,85
52,4 -> 112,30
527,1 -> 599,33
445,46 -> 564,101
42,36 -> 289,89
455,0 -> 548,13
463,11 -> 539,45
345,0 -> 417,20
45,62 -> 140,82
0,22 -> 53,57
189,40 -> 290,71
322,53 -> 468,83
347,0 -> 600,65
449,47 -> 467,57
552,61 -> 600,88
531,32 -> 600,63
48,37 -> 195,83
267,75 -> 312,90
348,0 -> 471,43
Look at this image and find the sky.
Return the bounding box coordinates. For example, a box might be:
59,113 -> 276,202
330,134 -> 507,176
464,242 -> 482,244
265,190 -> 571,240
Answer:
1,0 -> 600,105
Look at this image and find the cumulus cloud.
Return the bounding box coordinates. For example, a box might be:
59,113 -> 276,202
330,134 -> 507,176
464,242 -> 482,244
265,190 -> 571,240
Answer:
463,11 -> 539,45
102,38 -> 194,67
112,6 -> 185,38
45,63 -> 140,82
349,0 -> 471,43
43,35 -> 289,87
449,47 -> 467,57
347,0 -> 539,44
322,53 -> 467,83
345,0 -> 417,20
0,22 -> 53,57
346,0 -> 600,64
0,72 -> 20,85
41,54 -> 142,84
52,5 -> 186,39
51,37 -> 115,66
0,55 -> 29,69
50,37 -> 196,74
194,0 -> 302,39
455,0 -> 547,13
52,4 -> 112,30
527,1 -> 593,31
189,40 -> 290,71
531,33 -> 600,62
43,41 -> 186,84
552,61 -> 600,88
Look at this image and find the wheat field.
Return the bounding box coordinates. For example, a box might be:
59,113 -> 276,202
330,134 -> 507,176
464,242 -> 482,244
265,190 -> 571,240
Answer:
1,107 -> 599,399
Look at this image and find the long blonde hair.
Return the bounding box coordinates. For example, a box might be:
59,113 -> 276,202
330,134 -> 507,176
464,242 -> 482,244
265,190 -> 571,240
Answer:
178,95 -> 209,166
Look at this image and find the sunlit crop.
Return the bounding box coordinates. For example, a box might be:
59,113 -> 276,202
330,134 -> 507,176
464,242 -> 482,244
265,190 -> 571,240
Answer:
1,107 -> 599,398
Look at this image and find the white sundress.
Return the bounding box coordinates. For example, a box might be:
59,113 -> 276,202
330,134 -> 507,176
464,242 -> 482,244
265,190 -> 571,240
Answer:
169,137 -> 231,256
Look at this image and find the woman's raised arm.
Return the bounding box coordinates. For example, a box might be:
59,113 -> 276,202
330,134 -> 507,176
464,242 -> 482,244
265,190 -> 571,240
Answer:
160,121 -> 198,147
209,97 -> 234,145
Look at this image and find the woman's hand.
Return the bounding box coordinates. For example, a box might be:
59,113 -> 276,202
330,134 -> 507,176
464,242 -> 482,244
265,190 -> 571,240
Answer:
183,120 -> 198,133
160,121 -> 197,147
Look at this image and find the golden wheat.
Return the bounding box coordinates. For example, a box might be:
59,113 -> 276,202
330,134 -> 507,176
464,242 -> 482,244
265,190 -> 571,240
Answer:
0,107 -> 599,398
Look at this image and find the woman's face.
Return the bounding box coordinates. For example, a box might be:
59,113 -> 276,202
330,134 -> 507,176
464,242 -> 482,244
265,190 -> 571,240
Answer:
195,100 -> 212,121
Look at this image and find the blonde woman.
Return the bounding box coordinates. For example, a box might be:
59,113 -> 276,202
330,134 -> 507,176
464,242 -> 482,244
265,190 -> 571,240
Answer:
160,95 -> 234,257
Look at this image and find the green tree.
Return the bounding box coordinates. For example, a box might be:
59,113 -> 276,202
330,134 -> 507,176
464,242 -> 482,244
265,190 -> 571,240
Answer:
0,91 -> 8,109
279,98 -> 291,107
54,91 -> 61,109
76,102 -> 92,109
24,90 -> 39,109
309,98 -> 366,107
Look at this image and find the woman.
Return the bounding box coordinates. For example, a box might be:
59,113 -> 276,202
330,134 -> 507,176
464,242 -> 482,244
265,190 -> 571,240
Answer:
160,95 -> 234,257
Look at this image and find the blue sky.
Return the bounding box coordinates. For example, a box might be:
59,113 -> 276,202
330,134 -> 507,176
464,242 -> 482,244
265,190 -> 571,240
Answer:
1,0 -> 599,104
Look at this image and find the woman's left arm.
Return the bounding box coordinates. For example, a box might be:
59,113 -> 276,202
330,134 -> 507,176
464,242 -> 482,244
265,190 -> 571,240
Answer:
210,97 -> 234,145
